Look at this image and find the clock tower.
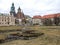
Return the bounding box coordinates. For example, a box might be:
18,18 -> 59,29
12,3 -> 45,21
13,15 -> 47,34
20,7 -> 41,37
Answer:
10,3 -> 16,17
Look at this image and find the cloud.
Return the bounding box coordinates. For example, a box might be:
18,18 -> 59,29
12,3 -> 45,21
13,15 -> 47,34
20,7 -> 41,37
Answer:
0,0 -> 60,16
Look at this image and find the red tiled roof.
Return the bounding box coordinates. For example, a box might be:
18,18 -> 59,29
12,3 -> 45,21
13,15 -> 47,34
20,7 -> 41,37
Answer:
33,15 -> 41,19
42,15 -> 55,18
56,13 -> 60,17
42,13 -> 60,19
32,13 -> 60,19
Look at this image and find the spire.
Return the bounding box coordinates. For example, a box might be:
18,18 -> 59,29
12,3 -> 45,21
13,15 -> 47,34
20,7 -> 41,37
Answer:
18,7 -> 20,10
12,3 -> 14,6
18,7 -> 21,12
17,7 -> 25,19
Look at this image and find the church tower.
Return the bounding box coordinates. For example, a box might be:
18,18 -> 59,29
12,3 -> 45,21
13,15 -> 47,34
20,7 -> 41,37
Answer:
10,3 -> 16,17
16,7 -> 25,19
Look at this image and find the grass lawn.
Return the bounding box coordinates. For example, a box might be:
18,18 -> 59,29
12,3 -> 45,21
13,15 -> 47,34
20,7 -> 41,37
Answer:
0,26 -> 60,45
0,26 -> 22,30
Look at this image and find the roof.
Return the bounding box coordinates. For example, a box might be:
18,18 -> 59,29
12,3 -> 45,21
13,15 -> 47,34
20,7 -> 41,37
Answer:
32,13 -> 60,19
56,13 -> 60,17
0,13 -> 9,16
42,15 -> 55,19
33,15 -> 41,19
42,13 -> 60,19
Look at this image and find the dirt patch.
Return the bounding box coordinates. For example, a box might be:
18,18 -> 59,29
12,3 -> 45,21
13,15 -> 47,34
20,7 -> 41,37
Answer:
0,30 -> 44,43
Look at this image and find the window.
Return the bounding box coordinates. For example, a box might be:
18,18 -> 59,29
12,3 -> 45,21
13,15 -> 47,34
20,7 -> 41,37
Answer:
8,22 -> 9,24
0,23 -> 1,24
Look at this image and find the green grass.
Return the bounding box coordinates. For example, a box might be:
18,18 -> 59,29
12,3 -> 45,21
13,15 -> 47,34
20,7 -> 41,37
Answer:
0,26 -> 60,45
0,26 -> 22,30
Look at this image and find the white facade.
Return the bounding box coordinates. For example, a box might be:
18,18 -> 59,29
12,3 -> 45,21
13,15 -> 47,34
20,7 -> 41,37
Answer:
0,14 -> 15,26
32,18 -> 43,25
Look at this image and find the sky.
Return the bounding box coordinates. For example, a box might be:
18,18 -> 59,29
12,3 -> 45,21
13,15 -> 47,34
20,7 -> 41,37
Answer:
0,0 -> 60,17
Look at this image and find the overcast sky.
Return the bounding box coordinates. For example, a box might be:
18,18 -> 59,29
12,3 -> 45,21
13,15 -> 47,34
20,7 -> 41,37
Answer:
0,0 -> 60,17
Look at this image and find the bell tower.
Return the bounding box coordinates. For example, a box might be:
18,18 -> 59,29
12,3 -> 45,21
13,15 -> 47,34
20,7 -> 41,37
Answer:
16,7 -> 25,19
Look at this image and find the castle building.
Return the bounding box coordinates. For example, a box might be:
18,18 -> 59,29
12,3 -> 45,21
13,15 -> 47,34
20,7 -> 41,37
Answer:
16,7 -> 25,19
15,7 -> 25,25
0,13 -> 15,26
10,3 -> 25,19
32,15 -> 43,25
32,13 -> 60,26
10,3 -> 25,25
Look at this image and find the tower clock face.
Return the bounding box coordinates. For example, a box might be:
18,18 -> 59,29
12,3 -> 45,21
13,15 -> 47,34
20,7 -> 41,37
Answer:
11,7 -> 15,12
11,7 -> 15,10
